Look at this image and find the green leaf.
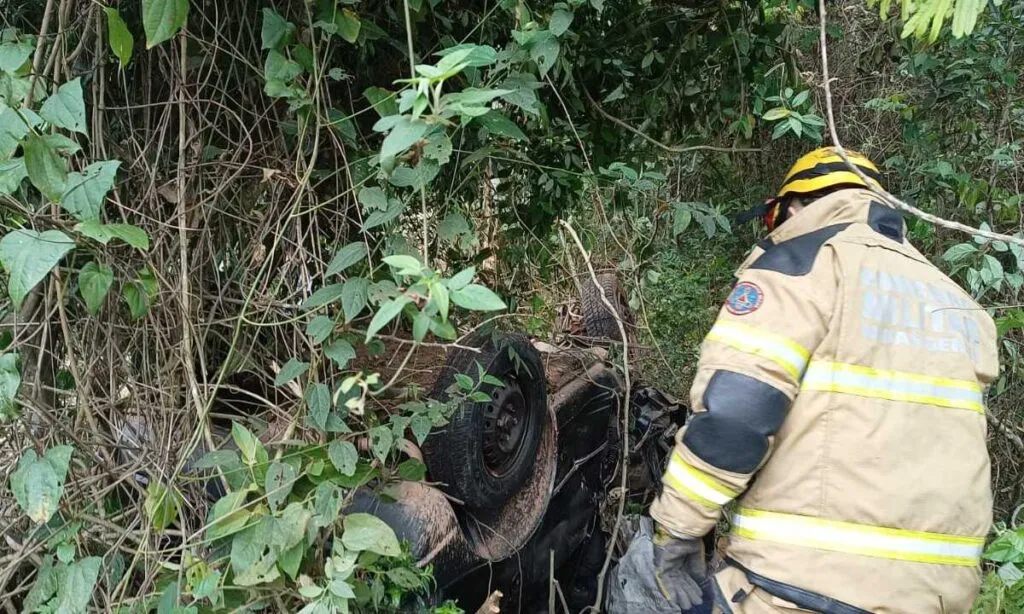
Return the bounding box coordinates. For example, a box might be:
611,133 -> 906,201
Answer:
306,383 -> 331,431
368,425 -> 393,463
144,481 -> 182,532
232,422 -> 267,467
387,567 -> 423,590
231,519 -> 269,576
410,415 -> 431,445
383,254 -> 421,276
550,9 -> 574,36
341,513 -> 401,557
302,283 -> 345,310
362,197 -> 405,228
412,310 -> 429,342
475,110 -> 527,141
275,359 -> 309,386
0,157 -> 27,195
327,242 -> 366,276
454,373 -> 474,390
104,8 -> 134,67
337,9 -> 361,43
447,268 -> 475,293
24,555 -> 59,612
366,296 -> 412,341
264,49 -> 302,83
358,187 -> 388,211
78,262 -> 113,315
397,459 -> 426,481
207,488 -> 252,541
364,87 -> 399,118
142,0 -> 189,48
24,133 -> 68,201
55,557 -> 102,614
192,449 -> 240,470
0,106 -> 32,160
39,78 -> 87,135
328,439 -> 358,477
379,117 -> 428,163
0,34 -> 34,73
762,107 -> 791,121
0,229 -> 75,309
943,243 -> 977,263
435,44 -> 498,68
61,160 -> 120,222
265,462 -> 297,511
450,284 -> 506,311
278,541 -> 304,580
10,446 -> 72,524
74,221 -> 150,250
0,352 -> 20,420
307,315 -> 334,345
984,531 -> 1024,563
342,277 -> 369,323
261,8 -> 294,50
122,282 -> 148,320
313,482 -> 343,527
530,33 -> 560,77
325,339 -> 356,369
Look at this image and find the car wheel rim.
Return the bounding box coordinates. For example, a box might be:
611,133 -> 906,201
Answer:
481,380 -> 529,477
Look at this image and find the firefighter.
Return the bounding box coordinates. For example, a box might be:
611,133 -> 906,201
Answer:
645,147 -> 998,613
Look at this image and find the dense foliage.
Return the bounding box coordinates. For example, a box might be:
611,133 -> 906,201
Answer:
0,0 -> 1021,611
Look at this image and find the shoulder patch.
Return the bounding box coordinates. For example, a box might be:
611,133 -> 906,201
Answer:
726,281 -> 764,315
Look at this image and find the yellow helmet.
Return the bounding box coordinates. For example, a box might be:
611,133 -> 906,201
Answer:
777,146 -> 882,198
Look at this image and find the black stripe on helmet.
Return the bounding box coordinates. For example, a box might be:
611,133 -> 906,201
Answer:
783,161 -> 883,186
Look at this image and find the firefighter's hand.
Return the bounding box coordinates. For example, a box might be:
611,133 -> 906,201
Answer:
652,524 -> 706,609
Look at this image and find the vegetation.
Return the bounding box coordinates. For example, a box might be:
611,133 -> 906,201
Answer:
0,0 -> 1021,611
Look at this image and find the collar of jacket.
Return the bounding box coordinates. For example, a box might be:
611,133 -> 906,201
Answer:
737,188 -> 905,272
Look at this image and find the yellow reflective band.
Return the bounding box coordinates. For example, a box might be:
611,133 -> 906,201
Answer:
732,508 -> 984,567
706,321 -> 810,380
801,361 -> 984,413
664,452 -> 739,509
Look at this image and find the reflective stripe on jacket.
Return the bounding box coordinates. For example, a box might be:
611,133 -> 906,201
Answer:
650,189 -> 998,613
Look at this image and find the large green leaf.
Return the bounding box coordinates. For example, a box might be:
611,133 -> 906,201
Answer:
328,439 -> 358,477
324,339 -> 356,369
74,220 -> 149,250
9,445 -> 73,524
0,229 -> 75,308
39,78 -> 87,135
550,9 -> 574,36
61,160 -> 120,221
474,110 -> 526,141
0,106 -> 32,160
301,283 -> 345,310
341,277 -> 369,323
379,117 -> 429,163
0,33 -> 34,73
144,481 -> 182,532
341,513 -> 401,557
142,0 -> 189,48
23,134 -> 68,201
264,461 -> 297,511
326,242 -> 366,276
306,315 -> 334,345
78,262 -> 114,315
275,359 -> 309,386
450,284 -> 506,311
54,557 -> 102,614
0,157 -> 27,194
362,198 -> 405,230
104,8 -> 134,67
261,8 -> 294,50
365,296 -> 411,341
305,383 -> 331,431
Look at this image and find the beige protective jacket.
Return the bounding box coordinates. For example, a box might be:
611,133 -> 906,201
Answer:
651,189 -> 998,614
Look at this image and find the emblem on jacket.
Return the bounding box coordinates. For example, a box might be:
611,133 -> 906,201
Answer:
726,281 -> 763,315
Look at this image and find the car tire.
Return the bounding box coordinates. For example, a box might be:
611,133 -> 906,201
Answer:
580,272 -> 634,343
422,331 -> 547,510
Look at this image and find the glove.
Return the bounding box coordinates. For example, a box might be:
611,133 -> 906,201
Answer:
652,524 -> 706,610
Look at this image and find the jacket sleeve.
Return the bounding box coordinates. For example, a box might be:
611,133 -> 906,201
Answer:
650,244 -> 839,538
